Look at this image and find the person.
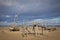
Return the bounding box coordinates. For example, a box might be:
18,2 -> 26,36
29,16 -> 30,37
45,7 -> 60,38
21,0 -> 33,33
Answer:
33,24 -> 39,36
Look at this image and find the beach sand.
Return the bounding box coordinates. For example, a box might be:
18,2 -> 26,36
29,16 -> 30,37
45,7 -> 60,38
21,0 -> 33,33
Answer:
0,27 -> 60,40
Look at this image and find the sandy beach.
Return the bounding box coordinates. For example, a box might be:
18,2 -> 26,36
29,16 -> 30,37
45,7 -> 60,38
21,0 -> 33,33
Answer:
0,27 -> 60,40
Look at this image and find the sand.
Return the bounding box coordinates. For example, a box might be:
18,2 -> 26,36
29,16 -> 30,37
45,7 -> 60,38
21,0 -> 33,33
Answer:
0,27 -> 60,40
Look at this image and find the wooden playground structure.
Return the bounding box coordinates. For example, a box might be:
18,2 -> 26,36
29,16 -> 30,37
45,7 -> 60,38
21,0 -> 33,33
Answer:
9,13 -> 56,37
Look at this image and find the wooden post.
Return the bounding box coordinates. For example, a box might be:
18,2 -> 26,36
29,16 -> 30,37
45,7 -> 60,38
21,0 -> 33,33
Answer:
41,27 -> 43,35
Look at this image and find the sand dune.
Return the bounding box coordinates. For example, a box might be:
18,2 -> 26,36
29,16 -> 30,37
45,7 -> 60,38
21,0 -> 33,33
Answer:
0,27 -> 60,40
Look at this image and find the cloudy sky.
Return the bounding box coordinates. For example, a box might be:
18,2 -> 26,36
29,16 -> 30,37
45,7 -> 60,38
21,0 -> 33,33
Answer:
0,0 -> 60,25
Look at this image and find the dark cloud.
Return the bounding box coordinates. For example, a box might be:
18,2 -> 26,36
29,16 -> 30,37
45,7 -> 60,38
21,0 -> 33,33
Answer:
0,0 -> 60,25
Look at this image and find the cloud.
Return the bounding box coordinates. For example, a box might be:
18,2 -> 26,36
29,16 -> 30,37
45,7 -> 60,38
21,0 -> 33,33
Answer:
26,18 -> 60,25
0,15 -> 11,18
0,21 -> 9,25
0,0 -> 60,25
0,17 -> 60,25
5,15 -> 11,17
0,21 -> 14,25
0,0 -> 60,12
0,0 -> 17,6
0,0 -> 51,13
0,0 -> 60,15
